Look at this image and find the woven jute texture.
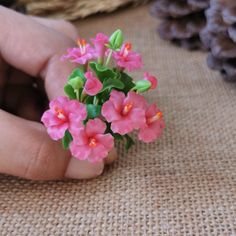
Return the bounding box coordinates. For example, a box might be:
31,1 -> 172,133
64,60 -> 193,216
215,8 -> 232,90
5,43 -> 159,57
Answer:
1,4 -> 236,236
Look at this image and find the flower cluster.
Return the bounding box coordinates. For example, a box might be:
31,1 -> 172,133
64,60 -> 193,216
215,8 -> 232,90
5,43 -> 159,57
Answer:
41,30 -> 165,163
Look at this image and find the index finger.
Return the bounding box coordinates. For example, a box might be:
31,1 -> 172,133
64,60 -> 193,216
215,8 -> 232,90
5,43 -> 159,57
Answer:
0,6 -> 75,99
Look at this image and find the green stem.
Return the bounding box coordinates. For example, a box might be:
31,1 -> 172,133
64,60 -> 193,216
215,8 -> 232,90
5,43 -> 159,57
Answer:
98,57 -> 104,65
105,49 -> 113,66
93,96 -> 99,105
80,63 -> 87,73
81,91 -> 87,102
75,89 -> 80,101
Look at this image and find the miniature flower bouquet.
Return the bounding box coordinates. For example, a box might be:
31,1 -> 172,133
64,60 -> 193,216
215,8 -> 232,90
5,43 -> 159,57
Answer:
41,29 -> 165,163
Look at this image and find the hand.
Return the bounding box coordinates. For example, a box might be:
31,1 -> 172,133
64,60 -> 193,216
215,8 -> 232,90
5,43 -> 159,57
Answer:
0,6 -> 117,180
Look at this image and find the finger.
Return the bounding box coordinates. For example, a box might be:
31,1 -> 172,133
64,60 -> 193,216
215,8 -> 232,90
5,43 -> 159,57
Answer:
0,109 -> 104,180
2,16 -> 78,87
4,14 -> 78,92
104,148 -> 118,165
31,17 -> 78,41
0,6 -> 75,99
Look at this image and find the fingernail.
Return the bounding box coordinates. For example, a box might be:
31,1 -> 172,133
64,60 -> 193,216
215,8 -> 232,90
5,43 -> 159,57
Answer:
104,148 -> 118,164
64,157 -> 104,179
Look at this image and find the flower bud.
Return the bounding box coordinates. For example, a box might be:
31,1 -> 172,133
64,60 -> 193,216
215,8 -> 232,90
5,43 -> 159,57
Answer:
109,29 -> 123,50
133,80 -> 151,93
68,77 -> 84,90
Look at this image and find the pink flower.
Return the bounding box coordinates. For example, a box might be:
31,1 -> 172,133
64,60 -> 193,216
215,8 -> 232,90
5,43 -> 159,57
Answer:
138,104 -> 165,143
143,72 -> 158,89
41,96 -> 87,140
102,90 -> 146,135
91,33 -> 109,59
61,39 -> 94,65
70,118 -> 114,163
84,71 -> 103,96
112,42 -> 143,72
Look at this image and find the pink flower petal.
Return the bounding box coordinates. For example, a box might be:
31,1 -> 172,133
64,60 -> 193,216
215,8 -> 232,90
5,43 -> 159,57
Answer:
89,144 -> 109,162
144,72 -> 158,89
47,123 -> 68,140
109,90 -> 125,111
70,142 -> 91,160
49,96 -> 68,110
68,115 -> 84,134
84,71 -> 103,96
124,92 -> 147,110
95,134 -> 114,150
67,101 -> 87,120
138,104 -> 165,143
145,104 -> 158,117
138,127 -> 158,143
41,110 -> 61,127
71,128 -> 88,145
113,45 -> 143,72
85,118 -> 106,137
127,108 -> 146,128
61,44 -> 94,65
90,33 -> 109,59
101,101 -> 121,122
111,119 -> 134,135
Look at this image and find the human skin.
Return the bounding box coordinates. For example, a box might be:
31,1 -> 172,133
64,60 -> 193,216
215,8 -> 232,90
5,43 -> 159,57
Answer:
0,6 -> 116,180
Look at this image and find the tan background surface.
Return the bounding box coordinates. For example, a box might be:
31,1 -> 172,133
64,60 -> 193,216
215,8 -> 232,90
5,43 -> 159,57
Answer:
1,4 -> 236,236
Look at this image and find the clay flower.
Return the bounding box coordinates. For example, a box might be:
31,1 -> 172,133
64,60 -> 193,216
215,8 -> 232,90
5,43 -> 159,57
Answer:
84,71 -> 103,96
70,118 -> 114,163
138,104 -> 165,143
61,39 -> 94,65
112,42 -> 143,72
41,96 -> 87,140
143,72 -> 158,89
91,33 -> 109,62
102,90 -> 146,135
41,30 -> 165,164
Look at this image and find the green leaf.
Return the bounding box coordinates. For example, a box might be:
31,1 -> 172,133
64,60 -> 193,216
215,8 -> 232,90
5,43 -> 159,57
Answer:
119,72 -> 135,94
99,90 -> 111,104
89,61 -> 116,82
124,134 -> 135,150
68,68 -> 85,81
62,130 -> 73,149
112,133 -> 123,140
105,122 -> 123,141
83,95 -> 94,104
68,77 -> 84,90
64,84 -> 77,99
101,77 -> 124,92
86,104 -> 102,119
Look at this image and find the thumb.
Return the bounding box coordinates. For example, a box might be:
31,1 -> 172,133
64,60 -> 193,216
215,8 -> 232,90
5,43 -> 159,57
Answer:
0,110 -> 104,180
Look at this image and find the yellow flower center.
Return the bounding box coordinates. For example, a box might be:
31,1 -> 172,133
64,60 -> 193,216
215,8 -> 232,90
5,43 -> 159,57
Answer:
147,111 -> 163,124
55,107 -> 66,120
89,138 -> 97,147
77,38 -> 87,54
125,42 -> 132,51
122,103 -> 133,116
122,42 -> 132,58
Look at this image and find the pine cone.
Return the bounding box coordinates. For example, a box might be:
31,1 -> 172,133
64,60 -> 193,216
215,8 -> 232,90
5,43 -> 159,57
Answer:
201,0 -> 236,82
151,0 -> 210,50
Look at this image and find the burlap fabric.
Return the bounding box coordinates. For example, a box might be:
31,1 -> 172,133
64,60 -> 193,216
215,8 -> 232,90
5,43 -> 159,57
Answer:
1,4 -> 236,235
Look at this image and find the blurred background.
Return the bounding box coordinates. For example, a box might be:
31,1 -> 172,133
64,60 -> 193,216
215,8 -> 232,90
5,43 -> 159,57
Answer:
1,1 -> 236,235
